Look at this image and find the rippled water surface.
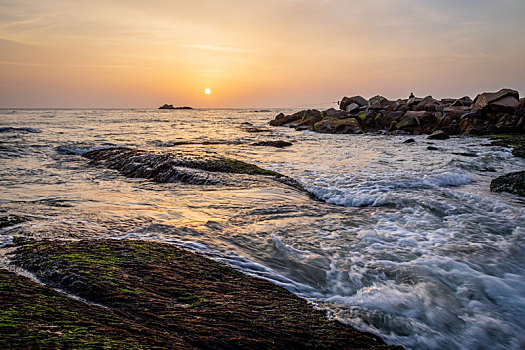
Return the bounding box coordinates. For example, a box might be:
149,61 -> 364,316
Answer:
1,108 -> 524,349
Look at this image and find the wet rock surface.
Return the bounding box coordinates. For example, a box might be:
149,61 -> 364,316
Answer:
4,239 -> 399,349
83,147 -> 289,184
251,140 -> 293,147
269,89 -> 524,136
0,215 -> 26,228
490,171 -> 525,197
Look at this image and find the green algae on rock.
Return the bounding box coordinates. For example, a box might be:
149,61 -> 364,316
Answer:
8,239 -> 400,349
486,134 -> 525,158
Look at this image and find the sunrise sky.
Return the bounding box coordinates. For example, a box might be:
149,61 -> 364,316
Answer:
1,0 -> 524,108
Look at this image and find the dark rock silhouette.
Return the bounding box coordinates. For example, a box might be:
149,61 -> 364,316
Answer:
269,88 -> 524,136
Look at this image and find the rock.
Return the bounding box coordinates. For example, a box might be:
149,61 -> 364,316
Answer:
7,239 -> 398,350
296,109 -> 323,129
339,95 -> 368,110
427,146 -> 439,151
313,117 -> 362,134
269,111 -> 305,127
346,103 -> 360,113
452,151 -> 478,157
82,148 -> 292,188
403,138 -> 416,144
369,95 -> 391,109
458,117 -> 490,135
407,97 -> 423,109
395,111 -> 437,134
451,96 -> 472,107
0,215 -> 26,228
490,171 -> 525,197
427,130 -> 450,140
396,112 -> 421,132
321,108 -> 346,119
393,99 -> 409,112
440,98 -> 457,105
520,98 -> 525,109
252,141 -> 293,148
158,104 -> 175,109
375,111 -> 404,130
242,127 -> 271,133
416,96 -> 441,112
473,89 -> 519,112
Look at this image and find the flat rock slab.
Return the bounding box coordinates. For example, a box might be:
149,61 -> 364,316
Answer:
6,239 -> 399,349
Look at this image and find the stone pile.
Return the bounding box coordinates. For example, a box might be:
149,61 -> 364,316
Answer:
270,88 -> 524,136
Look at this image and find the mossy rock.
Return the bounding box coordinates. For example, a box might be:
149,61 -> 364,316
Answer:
7,239 -> 399,349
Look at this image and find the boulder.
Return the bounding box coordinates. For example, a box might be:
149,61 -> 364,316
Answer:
313,117 -> 362,134
427,130 -> 450,140
296,109 -> 323,129
416,96 -> 441,112
339,96 -> 368,110
346,103 -> 360,113
451,96 -> 472,107
252,141 -> 293,148
269,110 -> 310,127
458,117 -> 490,134
369,95 -> 391,109
473,89 -> 519,112
393,99 -> 409,112
395,112 -> 421,132
403,138 -> 416,144
322,108 -> 347,119
440,98 -> 456,105
490,171 -> 525,197
407,97 -> 423,110
520,98 -> 525,109
375,111 -> 404,130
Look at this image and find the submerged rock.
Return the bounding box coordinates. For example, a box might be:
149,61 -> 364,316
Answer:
427,130 -> 450,140
490,171 -> 525,197
0,215 -> 26,228
252,140 -> 293,148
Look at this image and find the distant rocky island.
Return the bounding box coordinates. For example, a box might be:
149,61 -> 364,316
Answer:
269,88 -> 524,136
158,104 -> 193,110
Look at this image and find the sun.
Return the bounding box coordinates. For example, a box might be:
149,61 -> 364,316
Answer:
204,88 -> 211,95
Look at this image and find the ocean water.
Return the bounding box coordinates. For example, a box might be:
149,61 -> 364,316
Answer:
1,108 -> 524,349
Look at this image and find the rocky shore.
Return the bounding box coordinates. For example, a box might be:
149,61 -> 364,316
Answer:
0,226 -> 399,349
269,88 -> 524,136
269,89 -> 525,197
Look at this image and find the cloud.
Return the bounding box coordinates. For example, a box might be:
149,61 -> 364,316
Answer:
182,44 -> 249,53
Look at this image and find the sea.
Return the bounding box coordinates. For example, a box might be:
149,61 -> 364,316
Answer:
1,108 -> 524,349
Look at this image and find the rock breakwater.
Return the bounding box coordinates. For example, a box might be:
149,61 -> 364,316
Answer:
270,88 -> 524,136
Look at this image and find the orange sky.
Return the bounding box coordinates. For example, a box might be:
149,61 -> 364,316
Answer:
1,0 -> 524,108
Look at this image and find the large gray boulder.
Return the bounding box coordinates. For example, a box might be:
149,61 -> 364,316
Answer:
473,89 -> 519,112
